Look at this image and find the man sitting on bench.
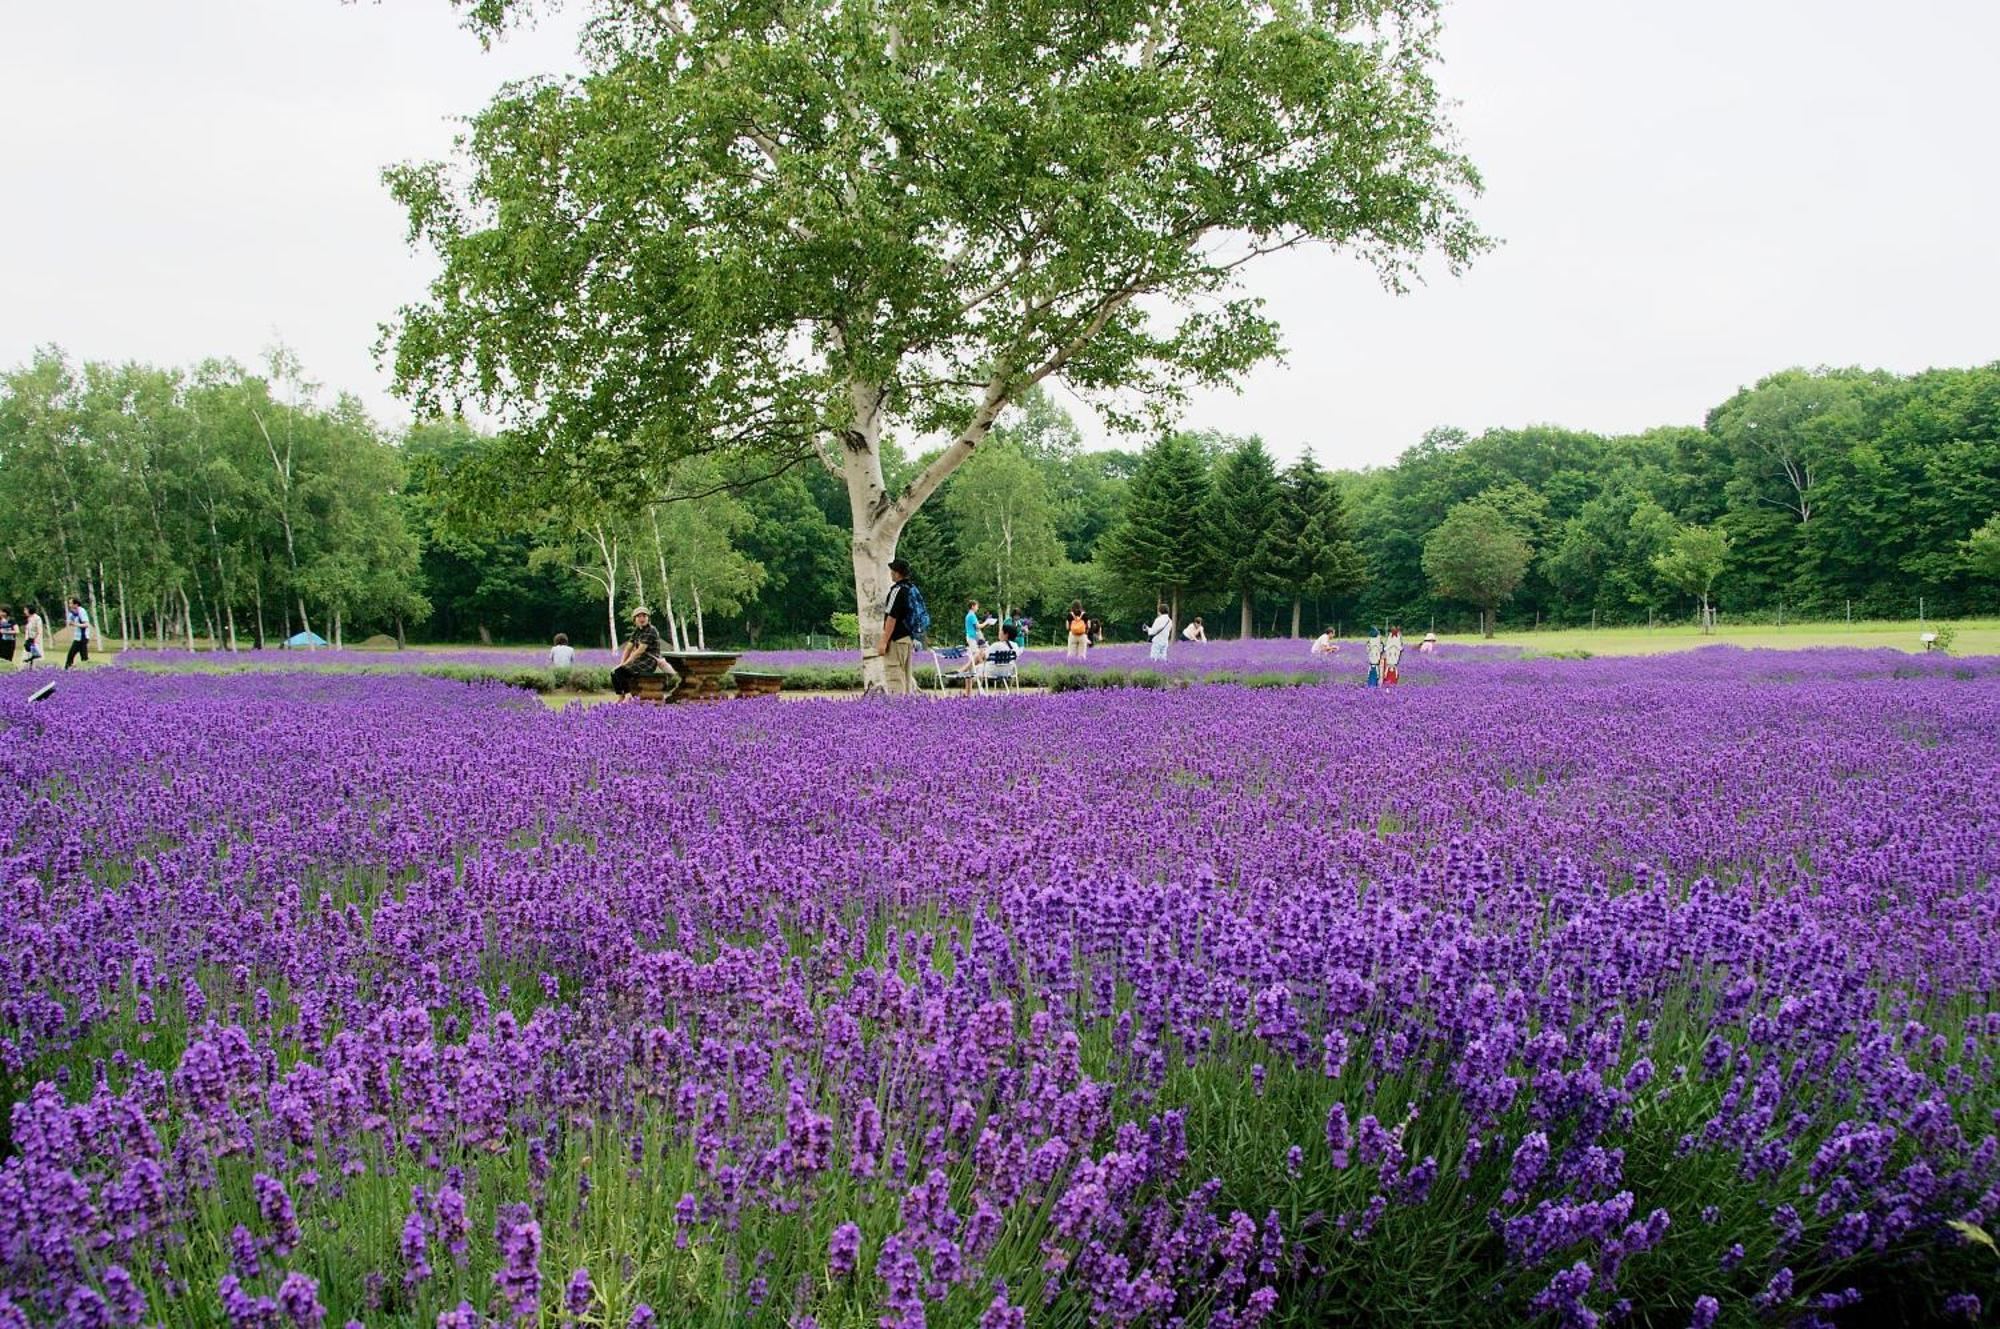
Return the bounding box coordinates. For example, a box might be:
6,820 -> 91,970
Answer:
613,607 -> 665,700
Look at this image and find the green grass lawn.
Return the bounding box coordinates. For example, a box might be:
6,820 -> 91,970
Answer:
34,617 -> 2000,678
1488,616 -> 2000,657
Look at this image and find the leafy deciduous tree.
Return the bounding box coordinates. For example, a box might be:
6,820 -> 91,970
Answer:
386,0 -> 1487,687
1422,497 -> 1532,638
1652,523 -> 1731,632
942,441 -> 1067,625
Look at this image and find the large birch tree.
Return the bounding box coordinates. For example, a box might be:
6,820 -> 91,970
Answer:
384,0 -> 1487,687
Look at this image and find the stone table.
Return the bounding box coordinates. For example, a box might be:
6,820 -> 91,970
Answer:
657,651 -> 740,703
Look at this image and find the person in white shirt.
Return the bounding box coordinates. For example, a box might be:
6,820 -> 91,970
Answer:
1181,616 -> 1206,643
1364,627 -> 1383,687
1311,629 -> 1339,656
21,607 -> 44,668
1383,625 -> 1405,686
1418,631 -> 1437,654
549,633 -> 576,669
1144,605 -> 1174,660
977,624 -> 1021,686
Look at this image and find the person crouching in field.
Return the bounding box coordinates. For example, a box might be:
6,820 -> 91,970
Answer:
550,633 -> 575,670
612,608 -> 664,700
1311,627 -> 1339,656
1066,600 -> 1090,659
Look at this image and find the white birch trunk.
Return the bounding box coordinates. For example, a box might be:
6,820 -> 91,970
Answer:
839,371 -> 1014,691
590,523 -> 620,652
662,585 -> 682,653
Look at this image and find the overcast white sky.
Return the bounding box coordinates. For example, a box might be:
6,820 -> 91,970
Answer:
3,1 -> 1997,470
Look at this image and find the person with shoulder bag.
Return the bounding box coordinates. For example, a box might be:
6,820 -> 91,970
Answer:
1065,599 -> 1090,660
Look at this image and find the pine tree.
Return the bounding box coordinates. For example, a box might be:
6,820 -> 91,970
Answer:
1205,438 -> 1283,638
1273,454 -> 1367,636
1099,432 -> 1215,624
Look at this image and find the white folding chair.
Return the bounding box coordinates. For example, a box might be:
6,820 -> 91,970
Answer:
980,645 -> 1021,694
928,643 -> 982,694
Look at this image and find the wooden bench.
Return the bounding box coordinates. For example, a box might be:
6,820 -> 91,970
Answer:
731,671 -> 783,699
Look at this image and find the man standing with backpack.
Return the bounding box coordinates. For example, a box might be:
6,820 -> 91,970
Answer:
871,557 -> 927,696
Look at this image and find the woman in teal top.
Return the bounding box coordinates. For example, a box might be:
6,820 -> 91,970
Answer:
964,599 -> 984,646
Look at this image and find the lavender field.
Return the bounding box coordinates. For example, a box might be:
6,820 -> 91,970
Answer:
2,652 -> 1996,1327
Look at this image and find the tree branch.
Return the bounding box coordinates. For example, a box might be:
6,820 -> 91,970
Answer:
883,368 -> 1013,531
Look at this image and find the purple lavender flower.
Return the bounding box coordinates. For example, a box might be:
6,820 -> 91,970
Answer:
1325,1103 -> 1351,1169
231,1222 -> 264,1279
492,1204 -> 542,1325
1755,1267 -> 1795,1311
977,1289 -> 1026,1329
103,1265 -> 148,1324
829,1221 -> 862,1278
278,1273 -> 326,1329
253,1173 -> 302,1256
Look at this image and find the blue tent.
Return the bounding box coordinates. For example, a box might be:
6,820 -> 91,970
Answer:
285,630 -> 329,649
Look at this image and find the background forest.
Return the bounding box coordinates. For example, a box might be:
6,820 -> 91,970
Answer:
3,346 -> 1997,648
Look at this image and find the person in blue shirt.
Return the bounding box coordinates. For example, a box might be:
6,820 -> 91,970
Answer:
964,599 -> 986,648
64,598 -> 92,669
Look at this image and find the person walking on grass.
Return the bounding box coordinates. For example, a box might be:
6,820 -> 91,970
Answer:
1382,625 -> 1404,686
1144,603 -> 1174,661
611,607 -> 664,701
1065,600 -> 1090,660
870,558 -> 923,697
1364,627 -> 1382,688
21,605 -> 44,669
64,598 -> 91,669
0,608 -> 15,666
